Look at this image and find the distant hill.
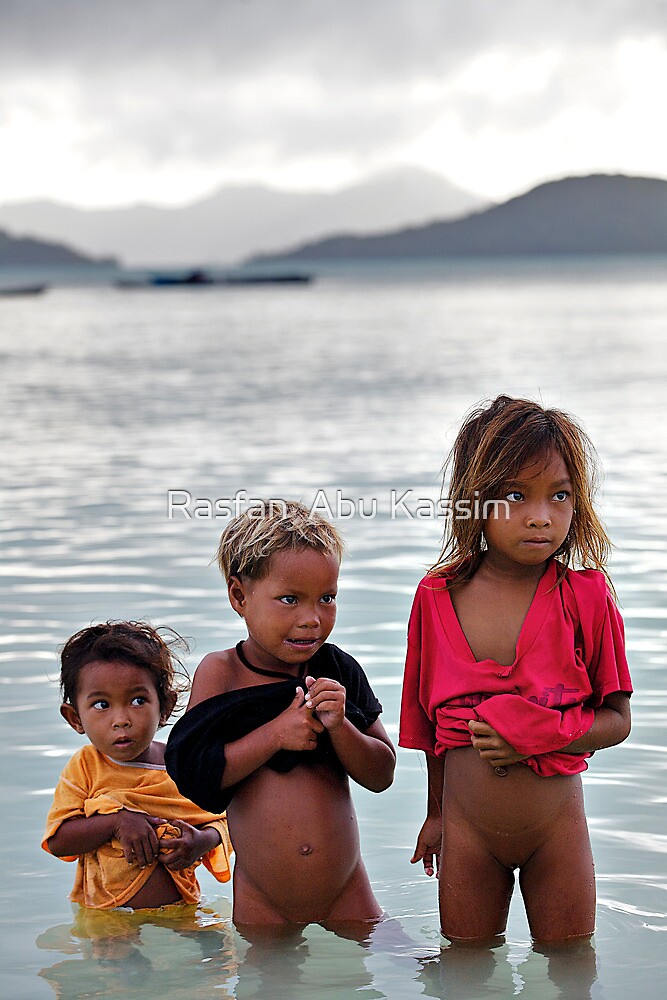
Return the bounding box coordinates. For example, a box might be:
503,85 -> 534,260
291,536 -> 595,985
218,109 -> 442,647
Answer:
251,174 -> 667,262
0,228 -> 116,266
0,168 -> 488,267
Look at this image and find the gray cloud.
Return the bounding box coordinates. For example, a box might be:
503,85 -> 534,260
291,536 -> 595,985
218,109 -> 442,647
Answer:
1,1 -> 665,196
1,0 -> 664,77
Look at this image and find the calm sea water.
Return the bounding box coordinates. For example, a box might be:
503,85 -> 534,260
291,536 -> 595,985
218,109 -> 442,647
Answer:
1,257 -> 666,999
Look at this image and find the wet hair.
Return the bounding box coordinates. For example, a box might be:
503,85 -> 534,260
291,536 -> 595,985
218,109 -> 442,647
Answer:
59,621 -> 190,725
216,499 -> 344,582
430,395 -> 612,586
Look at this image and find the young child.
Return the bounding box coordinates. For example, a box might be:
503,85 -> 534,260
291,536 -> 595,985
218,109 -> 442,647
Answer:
43,621 -> 233,910
399,395 -> 632,944
165,500 -> 396,928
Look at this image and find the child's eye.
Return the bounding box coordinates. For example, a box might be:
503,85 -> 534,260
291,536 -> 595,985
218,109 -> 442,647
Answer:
553,490 -> 570,502
320,594 -> 337,605
279,595 -> 298,605
91,700 -> 108,711
506,490 -> 524,502
131,696 -> 147,706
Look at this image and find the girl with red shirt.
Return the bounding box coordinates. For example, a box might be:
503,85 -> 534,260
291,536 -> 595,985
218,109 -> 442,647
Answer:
399,395 -> 632,944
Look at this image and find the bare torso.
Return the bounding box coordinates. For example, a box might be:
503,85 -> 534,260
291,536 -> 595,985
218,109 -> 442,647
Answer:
187,646 -> 384,926
228,761 -> 371,923
443,746 -> 587,866
126,864 -> 182,908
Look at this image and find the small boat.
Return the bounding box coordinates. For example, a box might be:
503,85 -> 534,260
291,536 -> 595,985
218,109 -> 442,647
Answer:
115,268 -> 314,288
0,283 -> 48,296
150,269 -> 213,286
115,269 -> 213,288
221,272 -> 313,285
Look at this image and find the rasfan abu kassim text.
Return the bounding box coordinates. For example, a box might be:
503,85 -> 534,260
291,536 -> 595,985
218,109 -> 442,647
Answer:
166,489 -> 510,521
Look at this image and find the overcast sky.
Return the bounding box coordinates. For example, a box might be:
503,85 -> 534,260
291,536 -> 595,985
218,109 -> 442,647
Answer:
1,0 -> 666,207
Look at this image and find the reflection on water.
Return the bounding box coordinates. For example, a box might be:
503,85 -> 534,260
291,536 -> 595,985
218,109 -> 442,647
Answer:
1,258 -> 666,998
37,902 -> 238,1000
418,939 -> 598,1000
36,906 -> 425,1000
36,907 -> 603,1000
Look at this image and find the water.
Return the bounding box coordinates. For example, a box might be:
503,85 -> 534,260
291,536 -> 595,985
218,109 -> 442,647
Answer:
1,256 -> 666,999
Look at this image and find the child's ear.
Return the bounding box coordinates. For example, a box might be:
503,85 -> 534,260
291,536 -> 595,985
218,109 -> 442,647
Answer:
228,575 -> 247,616
60,703 -> 85,734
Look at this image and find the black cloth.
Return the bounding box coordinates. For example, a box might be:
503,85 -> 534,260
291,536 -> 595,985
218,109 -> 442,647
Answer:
164,643 -> 383,813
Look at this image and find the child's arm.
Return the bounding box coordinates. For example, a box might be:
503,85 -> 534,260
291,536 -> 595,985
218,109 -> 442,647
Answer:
560,692 -> 631,753
304,676 -> 396,792
469,691 -> 631,765
410,752 -> 444,877
184,655 -> 327,790
219,687 -> 326,789
47,810 -> 165,868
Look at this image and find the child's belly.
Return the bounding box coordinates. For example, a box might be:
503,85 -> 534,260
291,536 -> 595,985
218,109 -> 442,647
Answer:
227,762 -> 361,922
443,747 -> 588,867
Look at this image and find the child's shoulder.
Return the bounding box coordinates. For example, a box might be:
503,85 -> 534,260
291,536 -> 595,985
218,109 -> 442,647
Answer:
195,647 -> 235,673
560,564 -> 610,598
559,565 -> 617,623
58,742 -> 103,780
316,644 -> 382,712
68,742 -> 99,765
315,642 -> 363,676
413,571 -> 452,596
189,647 -> 242,703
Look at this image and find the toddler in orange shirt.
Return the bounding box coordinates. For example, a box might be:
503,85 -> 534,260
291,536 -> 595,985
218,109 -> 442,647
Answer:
43,621 -> 232,909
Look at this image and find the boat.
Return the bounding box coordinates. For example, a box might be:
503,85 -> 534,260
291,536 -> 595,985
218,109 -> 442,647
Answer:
115,268 -> 313,288
115,269 -> 212,288
221,272 -> 313,285
150,269 -> 213,286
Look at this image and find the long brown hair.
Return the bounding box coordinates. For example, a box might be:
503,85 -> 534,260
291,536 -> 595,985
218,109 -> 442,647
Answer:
430,395 -> 612,587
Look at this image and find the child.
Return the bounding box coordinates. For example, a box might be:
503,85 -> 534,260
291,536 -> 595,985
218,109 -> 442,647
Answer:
399,395 -> 632,944
43,621 -> 233,910
165,500 -> 396,928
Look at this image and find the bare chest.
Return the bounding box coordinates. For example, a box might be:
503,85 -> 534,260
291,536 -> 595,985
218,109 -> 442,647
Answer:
449,578 -> 538,666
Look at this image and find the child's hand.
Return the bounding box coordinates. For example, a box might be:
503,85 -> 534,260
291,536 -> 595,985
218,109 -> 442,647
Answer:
410,816 -> 442,877
304,675 -> 345,731
112,809 -> 166,868
275,687 -> 325,751
154,820 -> 210,871
468,720 -> 527,767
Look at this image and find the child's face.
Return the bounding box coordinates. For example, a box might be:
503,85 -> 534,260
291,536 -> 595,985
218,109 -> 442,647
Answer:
483,449 -> 574,570
60,661 -> 163,764
230,547 -> 339,671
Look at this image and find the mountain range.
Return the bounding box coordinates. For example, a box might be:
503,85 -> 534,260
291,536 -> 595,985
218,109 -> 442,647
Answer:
0,168 -> 487,268
0,228 -> 115,267
254,174 -> 667,262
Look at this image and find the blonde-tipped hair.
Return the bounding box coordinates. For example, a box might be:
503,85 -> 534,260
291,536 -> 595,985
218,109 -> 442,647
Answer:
216,499 -> 344,581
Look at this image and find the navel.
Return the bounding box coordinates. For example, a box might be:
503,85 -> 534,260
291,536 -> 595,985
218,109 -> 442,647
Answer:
299,843 -> 313,856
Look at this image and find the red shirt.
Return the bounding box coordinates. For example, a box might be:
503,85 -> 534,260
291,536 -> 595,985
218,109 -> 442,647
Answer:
399,559 -> 632,776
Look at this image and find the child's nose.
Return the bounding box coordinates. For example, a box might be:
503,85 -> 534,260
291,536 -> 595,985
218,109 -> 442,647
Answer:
526,504 -> 551,527
112,714 -> 131,728
299,605 -> 321,627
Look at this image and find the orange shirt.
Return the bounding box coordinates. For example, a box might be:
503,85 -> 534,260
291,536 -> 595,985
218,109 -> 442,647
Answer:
43,744 -> 232,909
